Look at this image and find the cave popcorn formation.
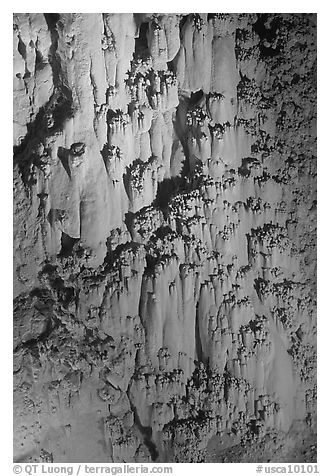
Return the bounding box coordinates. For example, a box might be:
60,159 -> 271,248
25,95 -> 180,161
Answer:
13,13 -> 316,463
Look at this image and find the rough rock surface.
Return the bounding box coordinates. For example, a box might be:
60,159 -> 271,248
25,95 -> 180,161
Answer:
13,13 -> 316,463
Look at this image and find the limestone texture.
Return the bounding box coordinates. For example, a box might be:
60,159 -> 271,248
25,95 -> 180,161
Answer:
13,13 -> 316,463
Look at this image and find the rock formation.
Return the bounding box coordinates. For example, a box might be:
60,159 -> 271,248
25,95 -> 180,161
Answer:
13,13 -> 316,463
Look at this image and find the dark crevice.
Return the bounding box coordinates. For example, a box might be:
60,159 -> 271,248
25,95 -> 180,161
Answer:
134,22 -> 149,58
194,303 -> 203,363
179,14 -> 189,30
189,89 -> 204,106
44,13 -> 60,29
124,211 -> 135,239
145,254 -> 159,274
57,147 -> 71,178
131,403 -> 159,461
43,14 -> 61,86
17,36 -> 26,60
166,60 -> 175,74
154,177 -> 185,212
35,49 -> 45,71
172,97 -> 191,175
58,233 -> 79,258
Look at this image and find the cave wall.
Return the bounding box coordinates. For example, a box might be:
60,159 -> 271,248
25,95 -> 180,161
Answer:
13,13 -> 316,463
